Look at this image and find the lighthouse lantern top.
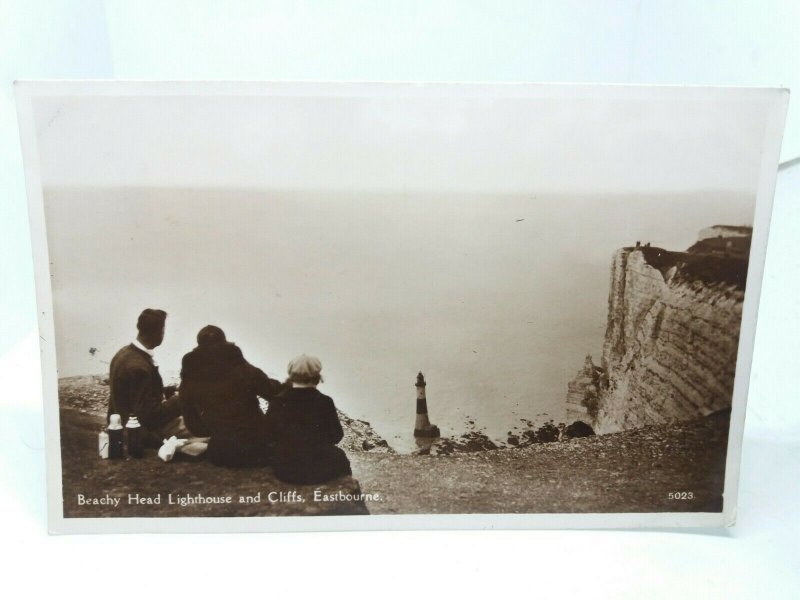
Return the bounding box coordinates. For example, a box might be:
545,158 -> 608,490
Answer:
416,372 -> 426,387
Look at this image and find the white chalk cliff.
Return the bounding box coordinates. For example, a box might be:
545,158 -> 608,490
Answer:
567,232 -> 748,434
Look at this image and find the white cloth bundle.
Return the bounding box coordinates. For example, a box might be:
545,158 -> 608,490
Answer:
158,436 -> 210,462
158,436 -> 188,462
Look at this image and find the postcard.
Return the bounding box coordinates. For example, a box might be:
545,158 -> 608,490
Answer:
15,82 -> 787,533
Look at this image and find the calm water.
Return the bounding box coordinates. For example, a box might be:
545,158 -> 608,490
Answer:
46,188 -> 754,452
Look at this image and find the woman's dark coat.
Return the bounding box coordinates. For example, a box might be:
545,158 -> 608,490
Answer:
179,342 -> 282,467
263,387 -> 352,484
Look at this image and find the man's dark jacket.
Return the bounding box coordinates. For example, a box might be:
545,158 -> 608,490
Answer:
107,344 -> 179,442
178,342 -> 283,467
263,387 -> 352,484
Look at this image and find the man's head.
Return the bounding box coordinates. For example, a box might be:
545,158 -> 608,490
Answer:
136,308 -> 167,349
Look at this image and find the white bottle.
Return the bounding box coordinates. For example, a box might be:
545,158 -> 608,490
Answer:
98,430 -> 109,459
108,414 -> 124,459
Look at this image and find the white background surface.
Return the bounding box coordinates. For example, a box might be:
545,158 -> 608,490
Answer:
1,2 -> 798,598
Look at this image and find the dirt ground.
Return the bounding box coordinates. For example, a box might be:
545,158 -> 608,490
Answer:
350,412 -> 728,514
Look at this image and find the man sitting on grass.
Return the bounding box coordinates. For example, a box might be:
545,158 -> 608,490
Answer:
107,308 -> 206,457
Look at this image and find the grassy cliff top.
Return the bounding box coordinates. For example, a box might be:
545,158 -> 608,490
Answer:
625,247 -> 748,290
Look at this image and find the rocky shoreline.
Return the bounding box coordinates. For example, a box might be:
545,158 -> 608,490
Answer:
420,418 -> 595,455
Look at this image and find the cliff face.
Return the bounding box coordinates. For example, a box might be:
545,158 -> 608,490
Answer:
568,246 -> 745,434
565,355 -> 604,423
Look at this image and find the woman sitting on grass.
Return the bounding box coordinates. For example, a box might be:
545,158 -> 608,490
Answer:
264,354 -> 352,484
178,325 -> 284,467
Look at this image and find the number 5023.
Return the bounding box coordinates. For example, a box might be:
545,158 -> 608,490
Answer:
668,491 -> 694,500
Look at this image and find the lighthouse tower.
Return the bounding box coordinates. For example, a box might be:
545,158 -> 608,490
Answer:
414,372 -> 440,438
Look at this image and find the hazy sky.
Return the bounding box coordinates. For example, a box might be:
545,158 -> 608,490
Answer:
32,86 -> 771,195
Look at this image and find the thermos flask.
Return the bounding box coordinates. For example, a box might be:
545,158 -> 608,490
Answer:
108,413 -> 124,459
126,415 -> 143,458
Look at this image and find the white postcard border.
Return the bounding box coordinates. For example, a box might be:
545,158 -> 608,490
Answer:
15,81 -> 789,534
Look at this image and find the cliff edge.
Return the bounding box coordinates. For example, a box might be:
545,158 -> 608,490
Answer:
567,229 -> 749,434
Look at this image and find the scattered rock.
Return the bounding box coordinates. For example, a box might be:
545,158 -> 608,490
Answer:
564,421 -> 595,439
431,430 -> 502,455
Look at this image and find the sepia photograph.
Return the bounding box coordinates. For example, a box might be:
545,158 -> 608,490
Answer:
17,82 -> 787,532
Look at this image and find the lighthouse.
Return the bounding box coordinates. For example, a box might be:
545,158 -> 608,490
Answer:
414,372 -> 440,438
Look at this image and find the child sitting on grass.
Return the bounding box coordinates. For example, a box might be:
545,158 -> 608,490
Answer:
264,354 -> 352,484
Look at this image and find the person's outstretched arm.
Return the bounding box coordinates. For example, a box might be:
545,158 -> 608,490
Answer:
249,364 -> 286,400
